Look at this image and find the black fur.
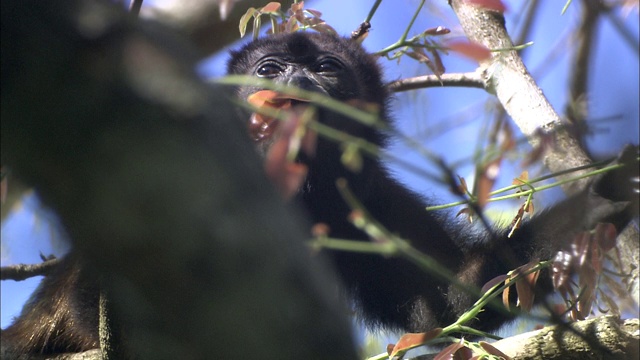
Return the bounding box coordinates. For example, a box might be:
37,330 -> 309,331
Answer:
227,32 -> 638,332
2,25 -> 636,356
2,256 -> 100,354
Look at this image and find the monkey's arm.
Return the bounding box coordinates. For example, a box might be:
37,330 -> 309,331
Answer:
336,148 -> 638,333
227,30 -> 638,335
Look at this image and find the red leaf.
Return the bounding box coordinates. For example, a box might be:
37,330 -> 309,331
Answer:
551,250 -> 572,291
465,0 -> 508,13
479,341 -> 511,359
260,2 -> 281,13
264,134 -> 308,200
456,175 -> 469,195
477,158 -> 501,208
285,16 -> 299,33
306,8 -> 322,17
291,1 -> 303,13
386,343 -> 395,355
311,223 -> 330,237
247,90 -> 318,199
482,274 -> 508,294
435,341 -> 471,360
448,40 -> 491,62
429,47 -> 445,77
389,329 -> 443,357
576,276 -> 595,320
456,207 -> 474,223
591,243 -> 603,274
512,171 -> 529,186
502,281 -> 511,309
514,268 -> 540,311
571,231 -> 591,267
423,26 -> 451,36
593,222 -> 617,252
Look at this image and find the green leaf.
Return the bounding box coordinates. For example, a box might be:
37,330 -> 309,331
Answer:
253,15 -> 262,40
239,7 -> 257,38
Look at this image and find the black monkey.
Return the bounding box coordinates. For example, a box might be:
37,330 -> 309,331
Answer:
227,32 -> 639,332
1,5 -> 637,357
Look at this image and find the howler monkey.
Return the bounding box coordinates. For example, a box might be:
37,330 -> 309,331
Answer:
2,3 -> 638,358
226,31 -> 639,332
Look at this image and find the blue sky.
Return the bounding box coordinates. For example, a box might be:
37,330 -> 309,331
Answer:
2,0 -> 638,335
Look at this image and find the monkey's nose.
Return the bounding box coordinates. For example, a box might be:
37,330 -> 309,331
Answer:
287,75 -> 317,92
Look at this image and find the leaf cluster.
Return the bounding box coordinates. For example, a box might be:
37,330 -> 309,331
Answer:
239,1 -> 336,39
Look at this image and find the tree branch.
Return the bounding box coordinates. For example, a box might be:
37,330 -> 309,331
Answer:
448,0 -> 639,315
448,0 -> 593,194
410,316 -> 639,360
387,72 -> 484,92
492,316 -> 639,360
566,0 -> 602,132
0,258 -> 61,281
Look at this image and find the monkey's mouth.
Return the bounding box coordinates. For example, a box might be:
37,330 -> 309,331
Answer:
247,90 -> 311,143
246,90 -> 317,200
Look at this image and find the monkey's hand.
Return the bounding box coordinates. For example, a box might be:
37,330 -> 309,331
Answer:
588,145 -> 639,230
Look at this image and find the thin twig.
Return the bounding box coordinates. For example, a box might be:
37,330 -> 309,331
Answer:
387,72 -> 485,92
1,258 -> 62,281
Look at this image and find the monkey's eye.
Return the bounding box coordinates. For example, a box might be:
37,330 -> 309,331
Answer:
256,63 -> 283,78
314,59 -> 342,73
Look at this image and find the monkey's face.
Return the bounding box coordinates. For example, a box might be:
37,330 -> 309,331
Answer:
227,32 -> 390,197
228,32 -> 387,103
242,50 -> 357,102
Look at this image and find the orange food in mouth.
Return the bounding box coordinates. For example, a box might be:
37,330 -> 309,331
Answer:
247,90 -> 309,142
246,90 -> 315,199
